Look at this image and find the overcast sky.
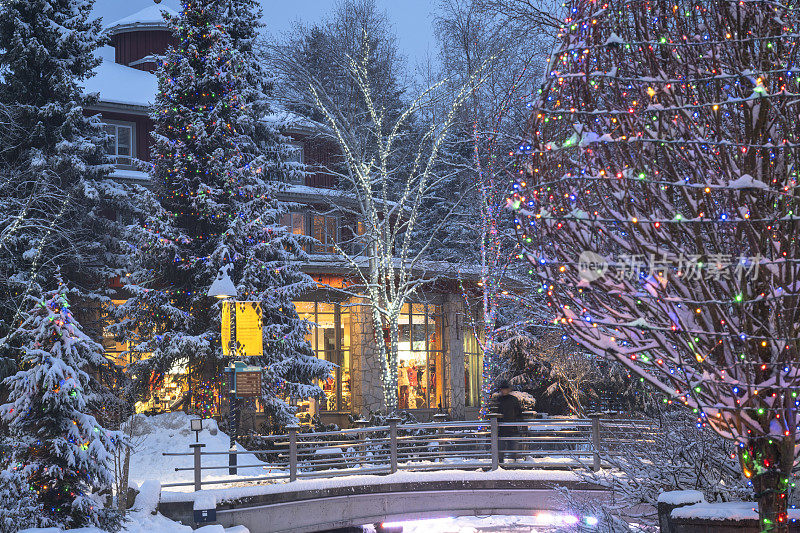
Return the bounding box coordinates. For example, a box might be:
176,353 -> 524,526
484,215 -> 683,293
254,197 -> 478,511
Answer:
93,0 -> 439,68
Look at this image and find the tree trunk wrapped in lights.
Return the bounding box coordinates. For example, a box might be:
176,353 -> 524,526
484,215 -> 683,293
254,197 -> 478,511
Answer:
511,0 -> 800,530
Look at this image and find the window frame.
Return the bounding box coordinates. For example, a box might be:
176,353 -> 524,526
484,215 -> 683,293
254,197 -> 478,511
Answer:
463,327 -> 484,408
312,213 -> 340,254
101,120 -> 136,168
287,142 -> 305,184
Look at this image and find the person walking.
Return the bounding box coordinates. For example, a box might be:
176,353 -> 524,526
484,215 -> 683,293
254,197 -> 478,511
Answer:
493,379 -> 523,464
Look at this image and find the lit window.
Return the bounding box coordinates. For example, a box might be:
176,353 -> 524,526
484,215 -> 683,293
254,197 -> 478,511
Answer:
464,328 -> 483,407
312,214 -> 339,254
102,122 -> 135,166
281,211 -> 308,236
295,301 -> 351,412
397,303 -> 444,410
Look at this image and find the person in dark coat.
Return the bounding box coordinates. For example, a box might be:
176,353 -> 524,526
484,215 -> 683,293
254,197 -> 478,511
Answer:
493,379 -> 523,463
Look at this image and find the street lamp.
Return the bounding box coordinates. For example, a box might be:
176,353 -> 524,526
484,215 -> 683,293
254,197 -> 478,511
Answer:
208,262 -> 236,300
208,256 -> 242,474
190,418 -> 203,442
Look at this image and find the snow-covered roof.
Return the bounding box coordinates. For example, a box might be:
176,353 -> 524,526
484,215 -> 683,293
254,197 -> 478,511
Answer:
110,168 -> 151,183
266,108 -> 318,133
105,5 -> 177,36
83,59 -> 158,109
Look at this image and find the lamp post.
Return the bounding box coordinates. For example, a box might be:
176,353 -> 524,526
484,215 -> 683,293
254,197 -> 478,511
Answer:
208,257 -> 240,474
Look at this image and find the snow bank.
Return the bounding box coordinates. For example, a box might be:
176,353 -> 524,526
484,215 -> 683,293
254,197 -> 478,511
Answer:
128,412 -> 270,491
161,467 -> 582,504
657,490 -> 704,505
672,501 -> 800,521
133,480 -> 161,514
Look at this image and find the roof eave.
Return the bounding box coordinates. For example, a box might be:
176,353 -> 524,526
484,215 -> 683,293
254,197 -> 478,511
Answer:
86,101 -> 152,117
106,23 -> 170,37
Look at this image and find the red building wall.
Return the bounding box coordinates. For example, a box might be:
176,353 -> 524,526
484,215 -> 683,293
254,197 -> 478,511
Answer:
303,138 -> 339,188
112,30 -> 174,72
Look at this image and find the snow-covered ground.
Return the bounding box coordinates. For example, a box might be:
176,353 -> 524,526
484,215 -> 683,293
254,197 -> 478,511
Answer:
128,412 -> 273,490
22,413 -> 265,533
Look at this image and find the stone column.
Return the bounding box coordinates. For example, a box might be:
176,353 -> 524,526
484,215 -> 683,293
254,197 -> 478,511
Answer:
349,297 -> 384,415
444,293 -> 465,420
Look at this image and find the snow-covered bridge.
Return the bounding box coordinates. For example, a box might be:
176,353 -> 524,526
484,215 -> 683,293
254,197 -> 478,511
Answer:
156,416 -> 654,531
158,471 -> 607,532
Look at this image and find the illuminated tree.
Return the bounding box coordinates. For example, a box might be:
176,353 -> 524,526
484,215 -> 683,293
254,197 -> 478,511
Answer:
122,0 -> 330,426
1,285 -> 119,530
433,0 -> 549,414
511,0 -> 800,529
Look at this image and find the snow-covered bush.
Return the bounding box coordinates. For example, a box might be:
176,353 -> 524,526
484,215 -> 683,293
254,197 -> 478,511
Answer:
557,411 -> 750,532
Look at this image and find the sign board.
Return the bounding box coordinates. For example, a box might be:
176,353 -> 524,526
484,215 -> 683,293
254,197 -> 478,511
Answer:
226,362 -> 263,398
222,370 -> 234,395
235,371 -> 262,397
194,509 -> 216,523
221,301 -> 263,357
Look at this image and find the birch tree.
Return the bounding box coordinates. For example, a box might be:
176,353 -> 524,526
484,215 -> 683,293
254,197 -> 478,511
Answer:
286,38 -> 490,410
434,0 -> 549,414
512,0 -> 800,529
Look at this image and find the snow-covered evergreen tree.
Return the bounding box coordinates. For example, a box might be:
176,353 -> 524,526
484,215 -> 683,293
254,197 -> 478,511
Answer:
0,0 -> 166,385
0,0 -> 107,321
0,2 -> 157,523
0,284 -> 120,530
0,459 -> 46,532
124,0 -> 331,426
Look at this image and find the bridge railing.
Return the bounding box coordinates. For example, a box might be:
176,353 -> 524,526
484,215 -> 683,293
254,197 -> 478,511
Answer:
162,415 -> 660,491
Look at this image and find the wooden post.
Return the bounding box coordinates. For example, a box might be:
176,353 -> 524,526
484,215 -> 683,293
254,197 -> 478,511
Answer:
287,425 -> 299,482
487,413 -> 502,470
387,417 -> 401,474
355,419 -> 370,468
189,443 -> 205,492
433,413 -> 447,462
589,413 -> 602,472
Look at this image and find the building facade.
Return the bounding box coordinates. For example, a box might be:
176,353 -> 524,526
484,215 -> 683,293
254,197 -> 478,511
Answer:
87,6 -> 484,426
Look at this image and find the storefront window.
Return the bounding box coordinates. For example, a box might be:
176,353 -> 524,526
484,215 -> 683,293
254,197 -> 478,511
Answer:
397,303 -> 443,410
295,301 -> 351,412
464,327 -> 483,407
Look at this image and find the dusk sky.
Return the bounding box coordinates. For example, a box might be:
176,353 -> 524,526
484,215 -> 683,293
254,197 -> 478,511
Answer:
93,0 -> 439,67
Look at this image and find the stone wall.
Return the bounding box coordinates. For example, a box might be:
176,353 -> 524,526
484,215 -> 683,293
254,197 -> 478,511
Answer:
349,297 -> 384,416
444,293 -> 465,420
